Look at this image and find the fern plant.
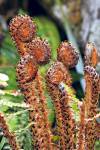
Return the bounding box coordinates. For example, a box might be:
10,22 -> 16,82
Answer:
0,14 -> 100,150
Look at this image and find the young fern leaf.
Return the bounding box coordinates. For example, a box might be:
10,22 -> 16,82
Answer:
57,41 -> 79,68
9,15 -> 36,56
9,14 -> 100,150
84,66 -> 99,149
16,55 -> 52,149
58,83 -> 75,150
46,61 -> 75,149
27,37 -> 51,65
76,102 -> 85,150
36,73 -> 54,149
85,43 -> 98,68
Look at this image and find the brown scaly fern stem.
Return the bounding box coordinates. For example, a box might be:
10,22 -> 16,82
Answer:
35,73 -> 54,149
84,66 -> 99,150
95,121 -> 100,140
46,62 -> 75,149
84,66 -> 99,117
16,55 -> 42,148
76,43 -> 100,150
86,113 -> 100,140
9,14 -> 100,150
0,113 -> 20,150
46,41 -> 79,149
84,49 -> 99,149
76,102 -> 85,150
16,55 -> 54,149
46,62 -> 71,149
58,83 -> 75,150
10,15 -> 54,149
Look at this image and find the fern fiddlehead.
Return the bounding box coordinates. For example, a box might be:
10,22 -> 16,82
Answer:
8,14 -> 100,150
9,15 -> 36,56
84,65 -> 99,150
10,15 -> 55,149
46,41 -> 79,149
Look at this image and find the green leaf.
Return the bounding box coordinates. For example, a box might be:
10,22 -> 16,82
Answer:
0,137 -> 6,150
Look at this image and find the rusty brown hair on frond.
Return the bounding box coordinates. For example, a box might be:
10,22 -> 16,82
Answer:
0,113 -> 20,150
58,83 -> 75,149
16,55 -> 38,85
9,15 -> 51,66
9,15 -> 36,42
46,61 -> 72,86
46,62 -> 67,149
57,41 -> 79,68
9,14 -> 100,150
27,37 -> 51,65
10,14 -> 56,149
35,73 -> 53,149
84,43 -> 98,68
9,15 -> 36,56
46,61 -> 75,149
84,65 -> 99,117
16,55 -> 54,149
76,102 -> 85,150
84,65 -> 99,150
89,113 -> 100,140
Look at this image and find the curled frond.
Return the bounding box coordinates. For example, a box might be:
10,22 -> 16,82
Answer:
46,62 -> 74,149
16,57 -> 54,149
46,61 -> 72,86
9,14 -> 100,150
46,72 -> 66,148
16,55 -> 38,85
84,66 -> 99,150
27,37 -> 51,65
85,43 -> 98,67
9,15 -> 36,42
57,41 -> 79,68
